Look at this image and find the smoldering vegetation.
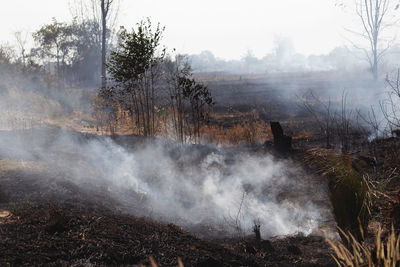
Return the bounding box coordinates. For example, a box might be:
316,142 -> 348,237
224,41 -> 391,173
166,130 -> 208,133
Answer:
0,25 -> 390,245
3,5 -> 400,265
0,39 -> 340,241
0,29 -> 385,243
0,127 -> 332,238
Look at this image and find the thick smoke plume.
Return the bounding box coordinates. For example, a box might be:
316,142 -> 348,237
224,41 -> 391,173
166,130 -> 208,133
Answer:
0,54 -> 333,239
0,127 -> 330,238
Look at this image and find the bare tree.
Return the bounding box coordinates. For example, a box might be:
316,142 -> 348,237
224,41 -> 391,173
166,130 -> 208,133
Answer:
348,0 -> 399,80
301,90 -> 368,151
300,90 -> 335,148
335,91 -> 354,152
357,105 -> 385,138
101,0 -> 113,89
381,69 -> 400,130
14,31 -> 29,68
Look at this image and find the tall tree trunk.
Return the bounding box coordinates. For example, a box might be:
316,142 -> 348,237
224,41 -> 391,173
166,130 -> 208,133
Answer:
372,48 -> 378,81
151,67 -> 155,137
101,0 -> 107,89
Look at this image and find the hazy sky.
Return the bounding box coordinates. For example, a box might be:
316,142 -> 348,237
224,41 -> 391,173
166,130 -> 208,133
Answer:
1,0 -> 355,59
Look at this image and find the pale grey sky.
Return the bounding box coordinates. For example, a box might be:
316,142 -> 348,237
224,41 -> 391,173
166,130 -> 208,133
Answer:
0,0 -> 364,59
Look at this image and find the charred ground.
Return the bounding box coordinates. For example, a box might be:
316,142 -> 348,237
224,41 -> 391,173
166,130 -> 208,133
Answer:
0,71 -> 399,266
0,127 -> 337,267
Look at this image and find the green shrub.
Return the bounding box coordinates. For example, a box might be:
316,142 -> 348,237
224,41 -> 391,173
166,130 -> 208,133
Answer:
306,149 -> 370,241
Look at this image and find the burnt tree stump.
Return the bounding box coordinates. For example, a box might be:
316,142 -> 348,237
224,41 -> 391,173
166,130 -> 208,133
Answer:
270,121 -> 292,153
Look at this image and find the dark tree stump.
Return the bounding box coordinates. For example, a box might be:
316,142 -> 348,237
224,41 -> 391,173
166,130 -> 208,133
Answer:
270,121 -> 292,153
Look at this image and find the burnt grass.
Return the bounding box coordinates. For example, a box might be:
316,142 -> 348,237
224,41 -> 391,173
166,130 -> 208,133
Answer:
0,128 -> 337,267
0,72 -> 392,266
0,170 -> 335,267
202,71 -> 377,123
0,203 -> 334,267
2,127 -> 400,266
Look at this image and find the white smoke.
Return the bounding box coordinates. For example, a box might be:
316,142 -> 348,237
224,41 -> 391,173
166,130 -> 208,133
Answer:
0,128 -> 330,238
0,57 -> 335,239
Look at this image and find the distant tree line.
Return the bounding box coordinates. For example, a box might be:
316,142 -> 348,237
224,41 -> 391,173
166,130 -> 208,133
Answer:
4,0 -> 119,89
32,18 -> 102,87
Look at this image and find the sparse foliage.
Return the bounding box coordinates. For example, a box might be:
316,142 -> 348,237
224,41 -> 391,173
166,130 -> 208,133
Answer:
164,55 -> 192,143
164,55 -> 213,143
301,91 -> 335,148
106,19 -> 165,136
382,69 -> 400,130
14,31 -> 28,68
177,75 -> 213,143
301,90 -> 369,151
32,18 -> 104,87
33,19 -> 76,84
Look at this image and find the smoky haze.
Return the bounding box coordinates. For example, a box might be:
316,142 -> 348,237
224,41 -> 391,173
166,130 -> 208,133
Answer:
2,0 -> 399,243
0,63 -> 335,239
0,0 -> 374,59
0,126 -> 331,238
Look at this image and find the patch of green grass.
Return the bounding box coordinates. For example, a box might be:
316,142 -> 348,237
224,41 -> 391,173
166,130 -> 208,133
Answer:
306,149 -> 372,241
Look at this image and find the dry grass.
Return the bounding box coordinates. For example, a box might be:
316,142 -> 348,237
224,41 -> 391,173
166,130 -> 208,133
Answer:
140,257 -> 184,267
382,141 -> 400,174
91,107 -> 276,144
201,110 -> 275,145
305,149 -> 371,241
200,120 -> 272,145
0,159 -> 45,174
0,88 -> 64,131
83,104 -> 318,145
329,226 -> 400,266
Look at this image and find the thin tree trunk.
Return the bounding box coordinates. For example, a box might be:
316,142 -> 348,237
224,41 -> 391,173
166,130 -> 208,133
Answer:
373,48 -> 378,81
151,66 -> 155,136
101,0 -> 107,89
